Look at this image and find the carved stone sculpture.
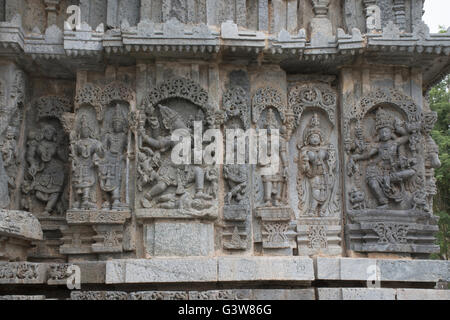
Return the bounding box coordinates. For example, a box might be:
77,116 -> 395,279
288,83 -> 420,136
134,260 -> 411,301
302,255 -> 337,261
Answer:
298,113 -> 336,216
347,108 -> 416,209
343,89 -> 440,255
24,124 -> 65,215
98,103 -> 128,210
71,114 -> 103,210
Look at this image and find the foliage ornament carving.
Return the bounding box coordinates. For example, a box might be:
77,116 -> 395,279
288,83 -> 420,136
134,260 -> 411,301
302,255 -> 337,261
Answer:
288,83 -> 336,126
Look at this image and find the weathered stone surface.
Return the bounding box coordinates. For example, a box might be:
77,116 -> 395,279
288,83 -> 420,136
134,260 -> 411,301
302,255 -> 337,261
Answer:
0,210 -> 43,241
0,295 -> 46,300
396,289 -> 450,300
318,288 -> 397,300
316,257 -> 450,282
145,221 -> 214,257
218,257 -> 314,281
0,262 -> 46,284
106,258 -> 218,284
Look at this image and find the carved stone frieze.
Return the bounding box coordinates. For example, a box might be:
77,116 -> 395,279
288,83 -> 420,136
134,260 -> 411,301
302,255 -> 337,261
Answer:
63,81 -> 135,257
288,82 -> 341,256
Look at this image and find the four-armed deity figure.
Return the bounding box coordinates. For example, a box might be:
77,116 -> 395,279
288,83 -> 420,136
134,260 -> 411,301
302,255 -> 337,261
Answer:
298,113 -> 334,216
259,109 -> 289,207
139,104 -> 212,207
26,124 -> 65,215
348,108 -> 416,209
98,104 -> 128,210
71,115 -> 104,210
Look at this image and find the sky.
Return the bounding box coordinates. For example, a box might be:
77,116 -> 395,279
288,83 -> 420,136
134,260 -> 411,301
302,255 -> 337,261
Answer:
423,0 -> 450,33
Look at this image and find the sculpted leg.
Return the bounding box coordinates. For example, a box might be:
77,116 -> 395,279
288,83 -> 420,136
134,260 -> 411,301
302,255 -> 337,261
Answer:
45,193 -> 60,214
194,167 -> 212,200
263,180 -> 272,206
367,178 -> 388,208
145,181 -> 167,201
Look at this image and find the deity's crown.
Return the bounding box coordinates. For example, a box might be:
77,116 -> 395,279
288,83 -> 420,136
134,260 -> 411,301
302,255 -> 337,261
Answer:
375,108 -> 394,130
112,104 -> 123,120
303,113 -> 322,143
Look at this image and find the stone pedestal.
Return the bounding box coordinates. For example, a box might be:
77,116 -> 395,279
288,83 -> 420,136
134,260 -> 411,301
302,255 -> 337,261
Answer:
255,206 -> 295,255
346,209 -> 440,256
297,217 -> 341,256
61,209 -> 131,259
0,210 -> 43,261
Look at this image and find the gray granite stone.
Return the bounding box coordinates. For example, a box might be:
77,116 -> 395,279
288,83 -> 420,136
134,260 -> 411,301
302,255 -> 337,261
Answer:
316,257 -> 450,283
318,288 -> 396,300
106,258 -> 218,284
396,289 -> 450,300
218,257 -> 314,282
146,221 -> 214,257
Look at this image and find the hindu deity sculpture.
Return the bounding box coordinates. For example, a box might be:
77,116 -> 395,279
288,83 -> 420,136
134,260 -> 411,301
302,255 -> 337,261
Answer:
98,104 -> 128,210
259,109 -> 289,207
298,113 -> 335,216
25,124 -> 65,215
138,104 -> 213,210
348,108 -> 417,209
71,114 -> 104,210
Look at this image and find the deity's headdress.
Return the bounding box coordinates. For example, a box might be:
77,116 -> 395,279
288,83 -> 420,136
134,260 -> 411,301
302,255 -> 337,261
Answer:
158,104 -> 187,131
79,114 -> 94,138
112,104 -> 126,129
303,113 -> 323,145
375,108 -> 394,131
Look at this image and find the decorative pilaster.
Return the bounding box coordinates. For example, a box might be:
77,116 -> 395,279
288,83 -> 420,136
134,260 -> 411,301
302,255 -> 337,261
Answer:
44,0 -> 61,27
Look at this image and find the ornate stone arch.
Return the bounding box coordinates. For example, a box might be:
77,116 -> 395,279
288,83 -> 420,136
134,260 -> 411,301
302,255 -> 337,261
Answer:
223,86 -> 250,129
251,87 -> 289,124
34,96 -> 72,121
98,81 -> 135,107
141,77 -> 211,114
288,83 -> 337,127
350,88 -> 421,122
74,83 -> 102,120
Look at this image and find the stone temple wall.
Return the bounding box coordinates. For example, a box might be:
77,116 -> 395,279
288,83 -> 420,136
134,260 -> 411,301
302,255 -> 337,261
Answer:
0,0 -> 448,300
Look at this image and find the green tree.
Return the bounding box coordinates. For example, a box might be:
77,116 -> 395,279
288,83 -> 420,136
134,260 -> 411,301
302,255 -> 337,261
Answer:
429,73 -> 450,260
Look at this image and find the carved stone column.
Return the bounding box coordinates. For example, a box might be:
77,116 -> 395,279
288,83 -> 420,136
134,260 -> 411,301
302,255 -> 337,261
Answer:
310,0 -> 333,46
252,87 -> 296,256
393,0 -> 406,31
61,81 -> 135,261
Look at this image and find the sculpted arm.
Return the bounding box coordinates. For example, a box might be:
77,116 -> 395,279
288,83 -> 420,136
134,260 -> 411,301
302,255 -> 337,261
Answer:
352,147 -> 378,161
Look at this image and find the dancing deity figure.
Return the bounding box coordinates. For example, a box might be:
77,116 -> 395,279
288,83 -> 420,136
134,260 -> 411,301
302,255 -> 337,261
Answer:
298,113 -> 334,216
25,124 -> 65,215
98,104 -> 128,210
71,115 -> 103,210
348,108 -> 416,209
139,104 -> 211,206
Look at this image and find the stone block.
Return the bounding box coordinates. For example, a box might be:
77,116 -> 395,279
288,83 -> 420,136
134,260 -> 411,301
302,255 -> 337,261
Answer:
218,257 -> 314,282
147,221 -> 214,257
316,257 -> 450,283
318,288 -> 396,300
106,258 -> 217,284
0,262 -> 47,284
396,289 -> 450,300
0,295 -> 46,300
251,289 -> 315,300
